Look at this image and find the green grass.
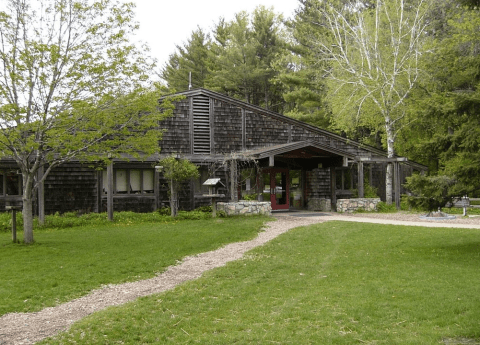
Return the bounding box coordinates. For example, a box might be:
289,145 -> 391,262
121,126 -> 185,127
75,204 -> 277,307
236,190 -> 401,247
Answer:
41,221 -> 480,345
0,216 -> 269,316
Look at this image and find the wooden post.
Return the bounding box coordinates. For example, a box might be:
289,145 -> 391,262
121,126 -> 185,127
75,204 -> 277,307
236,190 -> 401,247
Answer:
38,165 -> 45,225
358,161 -> 364,198
107,162 -> 114,221
330,168 -> 337,212
212,197 -> 216,218
12,209 -> 17,243
230,159 -> 238,202
154,169 -> 160,211
394,162 -> 401,210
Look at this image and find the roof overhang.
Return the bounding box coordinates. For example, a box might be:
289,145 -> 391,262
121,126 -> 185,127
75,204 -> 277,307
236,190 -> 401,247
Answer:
243,141 -> 357,160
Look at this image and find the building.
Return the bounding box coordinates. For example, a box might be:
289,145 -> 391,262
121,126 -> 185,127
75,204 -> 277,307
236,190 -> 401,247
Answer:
0,88 -> 426,215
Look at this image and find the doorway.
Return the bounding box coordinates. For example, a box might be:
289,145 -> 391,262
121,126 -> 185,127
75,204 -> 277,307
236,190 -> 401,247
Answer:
262,168 -> 289,210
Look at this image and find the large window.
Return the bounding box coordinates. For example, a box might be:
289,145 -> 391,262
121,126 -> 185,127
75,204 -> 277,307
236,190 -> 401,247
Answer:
0,170 -> 22,196
103,169 -> 154,195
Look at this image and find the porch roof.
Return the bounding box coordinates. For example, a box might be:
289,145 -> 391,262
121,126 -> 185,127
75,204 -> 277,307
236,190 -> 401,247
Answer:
242,141 -> 357,160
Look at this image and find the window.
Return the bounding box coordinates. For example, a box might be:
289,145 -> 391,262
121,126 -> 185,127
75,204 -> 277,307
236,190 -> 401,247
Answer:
194,169 -> 210,194
0,171 -> 22,196
102,169 -> 155,194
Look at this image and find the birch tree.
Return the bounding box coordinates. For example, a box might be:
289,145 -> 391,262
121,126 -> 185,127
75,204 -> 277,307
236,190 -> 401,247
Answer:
308,0 -> 431,203
0,0 -> 174,243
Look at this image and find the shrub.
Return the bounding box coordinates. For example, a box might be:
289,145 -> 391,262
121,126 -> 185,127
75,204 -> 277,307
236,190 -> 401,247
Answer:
351,182 -> 379,198
376,202 -> 398,213
403,174 -> 458,211
242,193 -> 258,201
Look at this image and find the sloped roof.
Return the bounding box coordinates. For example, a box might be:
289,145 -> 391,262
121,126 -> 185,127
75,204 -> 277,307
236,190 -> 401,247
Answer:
166,88 -> 427,170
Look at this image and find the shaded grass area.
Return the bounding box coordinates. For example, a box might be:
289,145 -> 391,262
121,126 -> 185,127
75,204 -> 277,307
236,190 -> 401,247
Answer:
42,221 -> 480,345
0,216 -> 269,316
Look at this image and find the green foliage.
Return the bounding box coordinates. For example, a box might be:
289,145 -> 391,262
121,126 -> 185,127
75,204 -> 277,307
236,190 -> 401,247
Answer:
0,0 -> 172,243
242,193 -> 258,201
404,174 -> 458,211
158,155 -> 199,217
398,3 -> 480,196
376,201 -> 398,213
351,181 -> 379,198
195,205 -> 213,213
161,28 -> 213,90
159,155 -> 200,183
39,222 -> 480,344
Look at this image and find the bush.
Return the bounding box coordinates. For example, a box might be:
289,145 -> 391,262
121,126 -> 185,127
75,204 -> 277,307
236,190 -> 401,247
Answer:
0,209 -> 222,233
403,174 -> 457,211
195,205 -> 212,213
376,202 -> 398,213
351,182 -> 379,198
242,193 -> 258,201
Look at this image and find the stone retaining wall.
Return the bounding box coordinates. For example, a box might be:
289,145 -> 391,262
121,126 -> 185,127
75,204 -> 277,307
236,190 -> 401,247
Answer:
336,198 -> 381,213
217,201 -> 272,216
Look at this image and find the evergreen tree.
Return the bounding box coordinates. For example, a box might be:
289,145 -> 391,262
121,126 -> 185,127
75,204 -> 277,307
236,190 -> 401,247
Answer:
162,28 -> 212,90
400,1 -> 480,196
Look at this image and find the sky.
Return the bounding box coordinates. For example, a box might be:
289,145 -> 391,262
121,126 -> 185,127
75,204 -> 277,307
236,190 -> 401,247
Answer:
132,0 -> 300,70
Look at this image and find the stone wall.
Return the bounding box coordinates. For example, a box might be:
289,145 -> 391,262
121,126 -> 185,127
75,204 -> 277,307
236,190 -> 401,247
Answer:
217,201 -> 272,216
307,198 -> 332,212
336,198 -> 381,213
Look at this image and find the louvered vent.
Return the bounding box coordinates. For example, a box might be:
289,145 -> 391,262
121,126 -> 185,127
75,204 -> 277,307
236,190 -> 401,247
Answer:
193,95 -> 211,154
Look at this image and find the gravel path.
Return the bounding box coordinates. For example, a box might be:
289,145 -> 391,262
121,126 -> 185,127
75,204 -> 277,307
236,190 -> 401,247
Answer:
1,212 -> 479,345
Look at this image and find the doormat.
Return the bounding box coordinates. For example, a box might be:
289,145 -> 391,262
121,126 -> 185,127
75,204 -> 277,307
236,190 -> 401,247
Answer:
289,213 -> 332,217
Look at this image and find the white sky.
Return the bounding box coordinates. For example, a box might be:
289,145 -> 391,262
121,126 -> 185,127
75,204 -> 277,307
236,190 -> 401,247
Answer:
133,0 -> 300,70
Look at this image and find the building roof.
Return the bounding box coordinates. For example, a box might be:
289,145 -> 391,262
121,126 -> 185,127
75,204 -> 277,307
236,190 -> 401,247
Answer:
165,88 -> 427,171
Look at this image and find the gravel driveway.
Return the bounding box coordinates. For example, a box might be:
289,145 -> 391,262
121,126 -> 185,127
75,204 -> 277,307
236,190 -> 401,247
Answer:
1,211 -> 479,345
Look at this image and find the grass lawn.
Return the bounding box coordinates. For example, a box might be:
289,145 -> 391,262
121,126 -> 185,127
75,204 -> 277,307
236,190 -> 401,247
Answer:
0,216 -> 269,316
41,221 -> 480,345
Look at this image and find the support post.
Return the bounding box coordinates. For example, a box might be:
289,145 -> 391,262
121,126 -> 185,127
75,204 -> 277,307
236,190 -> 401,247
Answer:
330,168 -> 337,212
358,161 -> 364,198
107,162 -> 114,221
394,162 -> 401,210
12,209 -> 17,243
212,197 -> 216,218
38,165 -> 45,225
230,159 -> 238,202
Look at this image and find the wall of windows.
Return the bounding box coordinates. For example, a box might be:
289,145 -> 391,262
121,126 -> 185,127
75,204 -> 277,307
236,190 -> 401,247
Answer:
102,169 -> 154,195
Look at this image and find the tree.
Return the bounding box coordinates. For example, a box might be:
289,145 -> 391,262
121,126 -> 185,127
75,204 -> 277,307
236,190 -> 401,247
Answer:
0,0 -> 173,244
273,0 -> 332,128
161,28 -> 213,91
158,155 -> 199,217
398,1 -> 480,196
307,0 -> 431,203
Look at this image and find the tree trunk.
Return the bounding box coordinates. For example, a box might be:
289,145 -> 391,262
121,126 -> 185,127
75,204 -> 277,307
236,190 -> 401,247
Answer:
385,120 -> 395,205
22,195 -> 34,244
22,172 -> 35,244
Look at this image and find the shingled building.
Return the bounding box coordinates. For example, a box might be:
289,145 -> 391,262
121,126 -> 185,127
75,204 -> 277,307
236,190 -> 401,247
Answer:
0,88 -> 426,215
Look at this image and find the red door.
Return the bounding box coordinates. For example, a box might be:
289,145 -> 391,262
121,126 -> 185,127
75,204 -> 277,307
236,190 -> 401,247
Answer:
262,169 -> 289,210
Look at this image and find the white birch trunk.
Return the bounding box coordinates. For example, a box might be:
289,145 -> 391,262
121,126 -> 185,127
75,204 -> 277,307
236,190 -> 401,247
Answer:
385,120 -> 395,204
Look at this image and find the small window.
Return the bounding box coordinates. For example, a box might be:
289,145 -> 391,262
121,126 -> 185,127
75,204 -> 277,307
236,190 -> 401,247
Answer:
130,170 -> 141,193
116,170 -> 128,194
143,170 -> 154,193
